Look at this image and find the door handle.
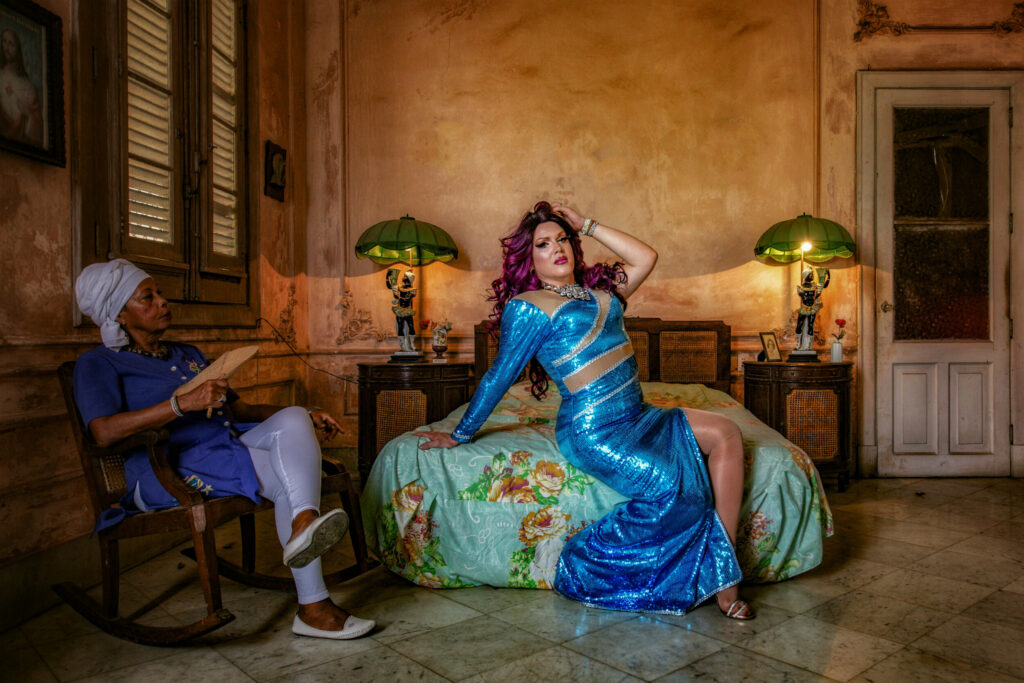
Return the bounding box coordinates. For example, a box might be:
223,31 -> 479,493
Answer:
880,301 -> 893,313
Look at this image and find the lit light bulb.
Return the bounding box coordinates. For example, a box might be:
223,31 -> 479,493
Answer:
801,241 -> 813,252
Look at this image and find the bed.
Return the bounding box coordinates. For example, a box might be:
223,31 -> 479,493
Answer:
360,319 -> 833,590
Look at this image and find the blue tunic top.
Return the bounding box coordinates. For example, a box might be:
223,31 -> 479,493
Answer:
453,288 -> 741,613
74,342 -> 261,528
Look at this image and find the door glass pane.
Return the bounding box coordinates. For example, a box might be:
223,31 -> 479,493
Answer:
894,108 -> 988,219
892,107 -> 989,341
893,222 -> 989,340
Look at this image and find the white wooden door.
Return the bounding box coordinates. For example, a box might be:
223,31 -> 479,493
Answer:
876,88 -> 1011,477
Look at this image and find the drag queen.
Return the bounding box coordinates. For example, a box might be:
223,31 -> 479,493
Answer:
417,201 -> 752,618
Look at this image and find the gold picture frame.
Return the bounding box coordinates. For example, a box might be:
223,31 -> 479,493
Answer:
759,331 -> 782,362
0,0 -> 65,166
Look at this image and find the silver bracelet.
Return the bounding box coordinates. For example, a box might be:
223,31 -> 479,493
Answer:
169,394 -> 185,417
582,218 -> 598,237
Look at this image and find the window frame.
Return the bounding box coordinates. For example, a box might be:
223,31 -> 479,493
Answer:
74,0 -> 259,328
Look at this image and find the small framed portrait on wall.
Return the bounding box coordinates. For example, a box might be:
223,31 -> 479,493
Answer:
264,140 -> 286,201
759,331 -> 782,362
0,0 -> 65,166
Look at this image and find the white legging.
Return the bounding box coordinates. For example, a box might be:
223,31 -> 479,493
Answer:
240,406 -> 329,605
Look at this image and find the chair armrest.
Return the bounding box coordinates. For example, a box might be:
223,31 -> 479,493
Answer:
144,438 -> 204,507
86,429 -> 203,507
111,429 -> 171,452
81,429 -> 170,457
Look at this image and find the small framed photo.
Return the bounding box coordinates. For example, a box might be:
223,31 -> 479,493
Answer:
0,0 -> 64,166
759,331 -> 782,362
264,140 -> 286,201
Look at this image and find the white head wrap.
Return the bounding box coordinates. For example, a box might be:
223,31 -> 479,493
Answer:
75,259 -> 151,349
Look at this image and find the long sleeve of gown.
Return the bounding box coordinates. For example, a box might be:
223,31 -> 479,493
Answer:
451,299 -> 551,442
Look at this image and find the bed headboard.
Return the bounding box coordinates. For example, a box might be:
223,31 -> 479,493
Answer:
473,318 -> 732,395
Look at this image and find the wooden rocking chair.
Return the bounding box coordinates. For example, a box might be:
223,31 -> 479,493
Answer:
53,361 -> 372,645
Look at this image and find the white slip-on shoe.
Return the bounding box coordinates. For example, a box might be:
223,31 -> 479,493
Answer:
282,508 -> 349,568
291,613 -> 375,640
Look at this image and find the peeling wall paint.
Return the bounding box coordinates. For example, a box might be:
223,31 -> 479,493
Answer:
340,0 -> 818,338
332,0 -> 1024,352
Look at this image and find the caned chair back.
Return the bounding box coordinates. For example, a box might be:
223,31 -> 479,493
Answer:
58,361 -> 131,513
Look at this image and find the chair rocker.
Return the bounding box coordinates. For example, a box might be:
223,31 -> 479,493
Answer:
53,361 -> 372,646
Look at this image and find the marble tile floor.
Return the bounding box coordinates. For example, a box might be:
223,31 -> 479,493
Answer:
5,476 -> 1024,682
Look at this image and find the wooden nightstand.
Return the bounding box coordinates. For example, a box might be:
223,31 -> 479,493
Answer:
357,361 -> 475,484
743,361 -> 853,491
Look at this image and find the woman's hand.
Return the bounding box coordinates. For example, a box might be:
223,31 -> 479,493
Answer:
177,379 -> 230,413
551,203 -> 585,232
551,203 -> 658,299
88,378 -> 228,447
309,409 -> 342,440
415,430 -> 461,450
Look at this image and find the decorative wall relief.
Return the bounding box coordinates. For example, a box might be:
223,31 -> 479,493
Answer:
854,1 -> 909,40
277,283 -> 297,346
855,0 -> 1024,41
996,4 -> 1024,32
335,288 -> 388,345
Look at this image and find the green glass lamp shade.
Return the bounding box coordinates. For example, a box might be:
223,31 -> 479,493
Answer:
354,216 -> 459,266
754,214 -> 856,263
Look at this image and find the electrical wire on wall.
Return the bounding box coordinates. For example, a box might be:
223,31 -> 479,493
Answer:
255,317 -> 359,386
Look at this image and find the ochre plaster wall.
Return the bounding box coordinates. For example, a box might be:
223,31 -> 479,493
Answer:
0,0 -> 315,629
315,0 -> 1023,418
337,0 -> 818,357
3,0 -> 1022,630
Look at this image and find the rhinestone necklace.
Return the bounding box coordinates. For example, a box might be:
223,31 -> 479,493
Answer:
540,282 -> 590,301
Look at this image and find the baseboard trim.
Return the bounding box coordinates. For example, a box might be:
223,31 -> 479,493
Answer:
858,445 -> 878,478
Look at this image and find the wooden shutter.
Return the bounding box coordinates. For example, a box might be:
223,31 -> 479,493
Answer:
123,0 -> 187,297
197,0 -> 248,304
76,0 -> 255,323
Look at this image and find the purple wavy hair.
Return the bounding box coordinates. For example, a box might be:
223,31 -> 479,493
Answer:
488,201 -> 626,400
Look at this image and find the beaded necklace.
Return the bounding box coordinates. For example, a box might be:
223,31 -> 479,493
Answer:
125,341 -> 170,360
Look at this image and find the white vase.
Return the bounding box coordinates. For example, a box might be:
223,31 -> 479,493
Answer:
830,341 -> 843,363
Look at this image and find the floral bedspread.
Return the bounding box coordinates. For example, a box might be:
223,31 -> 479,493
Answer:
361,381 -> 833,590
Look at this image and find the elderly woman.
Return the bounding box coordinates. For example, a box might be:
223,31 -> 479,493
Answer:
74,259 -> 373,640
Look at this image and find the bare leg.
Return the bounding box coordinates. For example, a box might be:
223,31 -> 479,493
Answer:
297,598 -> 353,630
684,408 -> 752,617
289,509 -> 319,543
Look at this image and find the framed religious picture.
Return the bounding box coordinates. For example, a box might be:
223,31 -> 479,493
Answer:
264,140 -> 286,201
759,331 -> 782,362
0,0 -> 65,166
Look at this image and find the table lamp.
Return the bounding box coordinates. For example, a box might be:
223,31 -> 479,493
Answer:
754,214 -> 856,361
355,216 -> 459,362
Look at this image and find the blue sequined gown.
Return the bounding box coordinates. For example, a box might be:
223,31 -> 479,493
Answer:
452,287 -> 742,613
